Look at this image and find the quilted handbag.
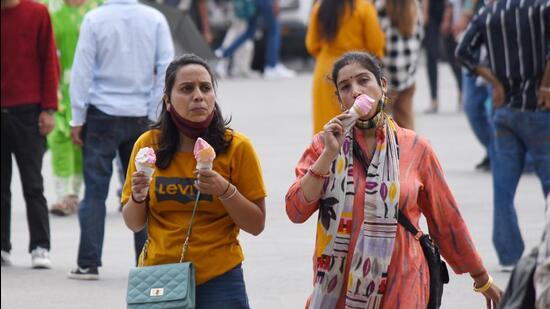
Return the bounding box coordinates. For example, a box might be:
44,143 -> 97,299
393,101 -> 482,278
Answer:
126,193 -> 202,309
127,262 -> 195,309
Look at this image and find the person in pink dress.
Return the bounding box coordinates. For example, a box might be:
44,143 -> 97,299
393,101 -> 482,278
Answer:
285,51 -> 502,309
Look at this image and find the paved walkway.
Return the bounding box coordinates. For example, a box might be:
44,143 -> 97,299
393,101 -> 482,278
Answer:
2,64 -> 546,308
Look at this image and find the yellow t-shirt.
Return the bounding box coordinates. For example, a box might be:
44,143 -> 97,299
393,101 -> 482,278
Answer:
122,129 -> 267,284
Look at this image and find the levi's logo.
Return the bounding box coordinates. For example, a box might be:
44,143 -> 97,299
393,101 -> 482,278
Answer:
156,177 -> 212,204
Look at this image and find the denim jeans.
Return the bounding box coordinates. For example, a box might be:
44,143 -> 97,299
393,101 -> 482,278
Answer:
491,107 -> 550,265
196,264 -> 250,309
77,106 -> 148,268
1,104 -> 50,253
222,0 -> 280,68
462,71 -> 492,157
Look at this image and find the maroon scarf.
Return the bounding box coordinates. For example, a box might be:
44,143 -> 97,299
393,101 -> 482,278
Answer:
169,106 -> 214,139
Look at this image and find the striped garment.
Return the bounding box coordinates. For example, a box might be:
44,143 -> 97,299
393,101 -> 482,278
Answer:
374,0 -> 424,92
455,0 -> 550,111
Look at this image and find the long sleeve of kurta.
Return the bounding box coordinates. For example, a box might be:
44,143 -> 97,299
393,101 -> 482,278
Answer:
286,134 -> 324,223
286,127 -> 485,308
417,140 -> 484,274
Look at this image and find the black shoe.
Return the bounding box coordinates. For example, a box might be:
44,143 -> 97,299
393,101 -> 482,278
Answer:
475,156 -> 490,172
68,265 -> 99,280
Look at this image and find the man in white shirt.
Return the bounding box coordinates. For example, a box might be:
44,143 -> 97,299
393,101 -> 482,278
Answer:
68,0 -> 174,280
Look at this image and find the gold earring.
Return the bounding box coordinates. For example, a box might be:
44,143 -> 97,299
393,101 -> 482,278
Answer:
382,93 -> 390,105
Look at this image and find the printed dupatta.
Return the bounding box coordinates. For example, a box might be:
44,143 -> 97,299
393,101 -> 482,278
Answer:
309,116 -> 400,309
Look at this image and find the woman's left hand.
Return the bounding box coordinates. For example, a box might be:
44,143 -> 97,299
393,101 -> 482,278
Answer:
194,169 -> 229,197
480,283 -> 503,309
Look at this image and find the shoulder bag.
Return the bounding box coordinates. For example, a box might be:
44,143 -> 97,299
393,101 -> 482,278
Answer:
126,193 -> 202,309
397,212 -> 450,309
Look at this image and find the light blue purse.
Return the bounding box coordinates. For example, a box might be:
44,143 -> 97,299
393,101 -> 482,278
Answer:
126,193 -> 201,309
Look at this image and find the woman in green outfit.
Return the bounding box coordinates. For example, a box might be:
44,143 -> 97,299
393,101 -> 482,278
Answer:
44,0 -> 101,216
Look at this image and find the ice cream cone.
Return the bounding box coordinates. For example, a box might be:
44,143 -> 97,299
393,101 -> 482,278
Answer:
196,161 -> 213,170
135,147 -> 156,195
194,138 -> 216,171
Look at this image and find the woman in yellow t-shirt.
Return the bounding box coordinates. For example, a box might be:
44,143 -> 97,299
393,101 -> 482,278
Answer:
121,54 -> 267,308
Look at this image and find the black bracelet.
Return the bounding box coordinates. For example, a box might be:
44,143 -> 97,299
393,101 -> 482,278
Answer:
131,192 -> 147,204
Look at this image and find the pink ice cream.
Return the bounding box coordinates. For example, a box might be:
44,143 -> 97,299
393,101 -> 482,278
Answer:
135,147 -> 156,193
193,138 -> 216,170
135,147 -> 156,168
338,94 -> 377,132
351,94 -> 376,118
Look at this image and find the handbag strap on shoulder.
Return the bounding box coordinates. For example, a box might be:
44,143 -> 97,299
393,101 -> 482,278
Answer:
180,192 -> 201,263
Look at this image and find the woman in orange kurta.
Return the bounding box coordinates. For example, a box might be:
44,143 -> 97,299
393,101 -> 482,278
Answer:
286,52 -> 502,308
306,0 -> 384,134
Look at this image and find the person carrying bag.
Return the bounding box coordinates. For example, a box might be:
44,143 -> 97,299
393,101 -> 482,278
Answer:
285,51 -> 502,308
121,54 -> 267,308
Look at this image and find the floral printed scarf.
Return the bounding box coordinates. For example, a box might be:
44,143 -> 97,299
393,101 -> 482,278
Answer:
310,116 -> 400,308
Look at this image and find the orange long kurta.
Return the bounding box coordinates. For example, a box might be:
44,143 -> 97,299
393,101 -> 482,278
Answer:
306,1 -> 385,135
286,127 -> 485,308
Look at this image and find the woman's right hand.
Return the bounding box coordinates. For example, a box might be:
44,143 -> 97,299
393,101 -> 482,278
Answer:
131,171 -> 150,201
322,114 -> 353,159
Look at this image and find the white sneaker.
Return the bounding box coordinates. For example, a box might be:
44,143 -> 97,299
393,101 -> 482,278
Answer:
1,250 -> 11,266
215,58 -> 228,78
31,247 -> 51,269
264,63 -> 296,80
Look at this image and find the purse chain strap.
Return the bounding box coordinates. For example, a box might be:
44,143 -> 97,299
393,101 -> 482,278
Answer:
138,191 -> 202,267
180,192 -> 201,262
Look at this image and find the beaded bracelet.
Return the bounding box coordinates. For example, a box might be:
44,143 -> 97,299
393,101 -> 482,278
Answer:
219,184 -> 238,201
308,167 -> 330,180
473,275 -> 493,293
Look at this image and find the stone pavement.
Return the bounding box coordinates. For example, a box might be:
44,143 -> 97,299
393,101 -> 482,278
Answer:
1,63 -> 546,308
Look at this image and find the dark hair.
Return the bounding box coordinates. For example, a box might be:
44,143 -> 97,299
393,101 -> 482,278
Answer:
317,0 -> 355,42
385,0 -> 417,38
330,52 -> 384,89
151,54 -> 233,169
